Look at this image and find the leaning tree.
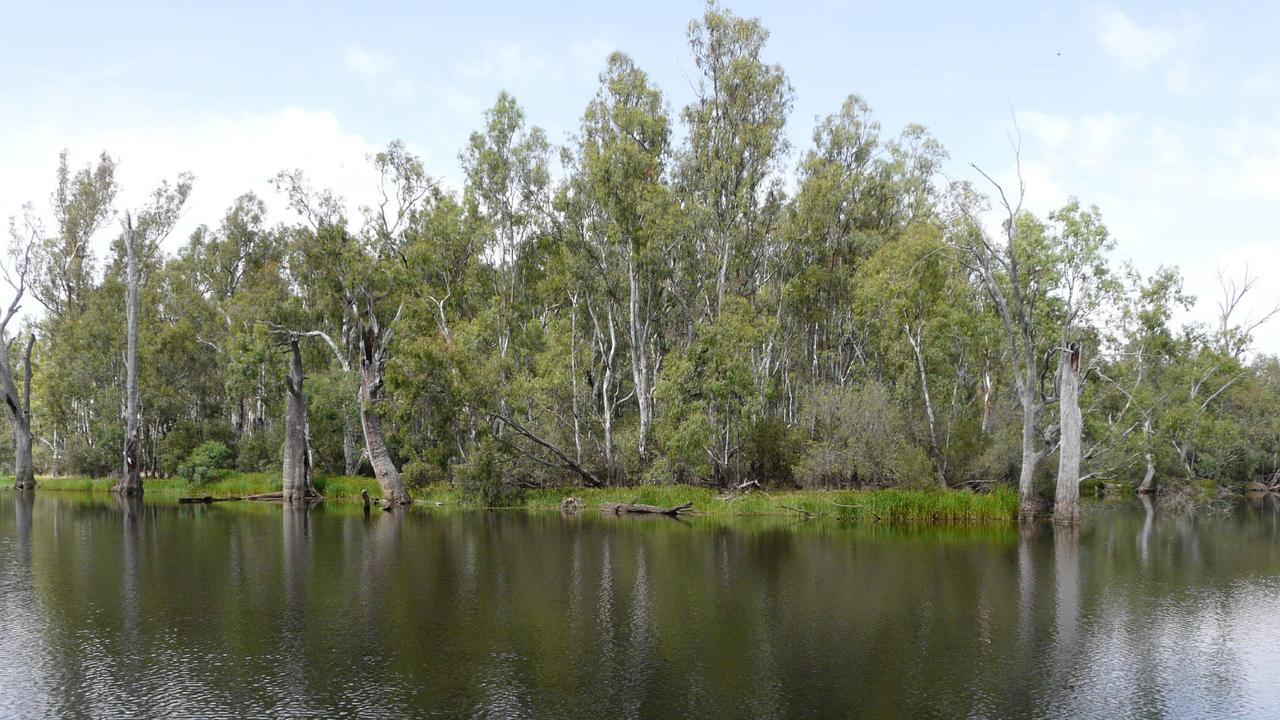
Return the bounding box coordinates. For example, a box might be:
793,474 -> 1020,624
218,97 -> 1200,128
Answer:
1,231 -> 37,490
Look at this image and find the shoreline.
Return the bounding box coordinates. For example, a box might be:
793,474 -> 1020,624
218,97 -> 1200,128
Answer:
4,474 -> 1018,525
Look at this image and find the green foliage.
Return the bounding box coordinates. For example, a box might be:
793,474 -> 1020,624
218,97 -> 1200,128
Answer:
9,3 -> 1279,510
795,382 -> 934,488
453,438 -> 524,507
236,428 -> 281,472
177,441 -> 235,486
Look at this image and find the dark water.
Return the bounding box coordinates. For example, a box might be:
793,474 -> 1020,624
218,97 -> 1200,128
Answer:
3,492 -> 1280,719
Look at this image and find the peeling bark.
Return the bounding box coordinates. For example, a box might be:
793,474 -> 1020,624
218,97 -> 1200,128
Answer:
115,214 -> 143,496
282,337 -> 317,503
1053,343 -> 1083,525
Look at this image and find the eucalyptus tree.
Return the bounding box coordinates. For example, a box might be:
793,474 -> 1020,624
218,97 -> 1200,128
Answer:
570,51 -> 674,466
277,141 -> 434,504
1043,201 -> 1116,524
679,1 -> 792,317
183,194 -> 285,437
949,172 -> 1058,521
31,151 -> 118,318
854,224 -> 982,488
785,95 -> 947,391
115,174 -> 193,496
459,92 -> 552,371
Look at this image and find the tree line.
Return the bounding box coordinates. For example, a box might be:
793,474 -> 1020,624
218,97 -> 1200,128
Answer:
4,2 -> 1279,523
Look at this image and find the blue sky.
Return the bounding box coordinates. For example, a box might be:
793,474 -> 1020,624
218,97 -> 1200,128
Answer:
2,0 -> 1279,349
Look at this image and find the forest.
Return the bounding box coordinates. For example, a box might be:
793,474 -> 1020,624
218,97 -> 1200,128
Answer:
3,3 -> 1279,525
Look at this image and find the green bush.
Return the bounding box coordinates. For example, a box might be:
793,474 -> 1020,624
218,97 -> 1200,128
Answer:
178,441 -> 236,485
794,381 -> 933,488
402,456 -> 447,488
65,425 -> 124,478
236,426 -> 281,472
453,438 -> 523,506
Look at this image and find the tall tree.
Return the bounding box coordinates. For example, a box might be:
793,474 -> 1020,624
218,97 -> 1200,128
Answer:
571,52 -> 675,466
680,0 -> 792,316
1045,201 -> 1115,525
949,166 -> 1056,521
278,141 -> 432,505
114,175 -> 193,495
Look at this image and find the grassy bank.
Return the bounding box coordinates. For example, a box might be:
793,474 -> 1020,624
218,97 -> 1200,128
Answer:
13,473 -> 1018,525
19,472 -> 383,500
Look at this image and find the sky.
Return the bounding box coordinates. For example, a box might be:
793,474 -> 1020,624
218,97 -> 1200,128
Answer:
2,0 -> 1279,351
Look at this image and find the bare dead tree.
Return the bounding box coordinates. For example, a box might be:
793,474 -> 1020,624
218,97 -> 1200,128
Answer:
1,228 -> 37,489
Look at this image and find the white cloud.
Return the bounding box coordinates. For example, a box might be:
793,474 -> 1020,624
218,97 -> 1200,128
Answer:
0,105 -> 387,266
1164,60 -> 1193,96
1244,65 -> 1280,94
344,44 -> 394,78
1094,9 -> 1200,72
1003,109 -> 1280,355
458,42 -> 555,86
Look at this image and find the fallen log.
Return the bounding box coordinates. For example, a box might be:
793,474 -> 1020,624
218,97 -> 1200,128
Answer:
178,495 -> 245,504
600,501 -> 693,516
244,491 -> 284,501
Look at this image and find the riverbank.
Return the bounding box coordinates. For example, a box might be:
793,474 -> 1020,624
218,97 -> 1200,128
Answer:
9,474 -> 1019,524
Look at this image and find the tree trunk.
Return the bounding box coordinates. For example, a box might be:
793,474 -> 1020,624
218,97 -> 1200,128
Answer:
115,214 -> 143,496
905,323 -> 946,489
1054,343 -> 1083,525
342,419 -> 361,476
282,337 -> 316,503
1137,419 -> 1156,494
1138,454 -> 1156,494
359,353 -> 409,504
1017,388 -> 1040,522
13,423 -> 34,490
2,333 -> 36,490
627,255 -> 654,463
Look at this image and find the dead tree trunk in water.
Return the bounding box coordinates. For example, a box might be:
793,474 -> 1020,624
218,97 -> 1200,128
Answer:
282,336 -> 318,502
1054,342 -> 1083,524
115,214 -> 143,496
1137,418 -> 1157,494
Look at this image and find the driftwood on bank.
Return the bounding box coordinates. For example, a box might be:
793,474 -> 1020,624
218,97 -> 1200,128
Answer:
600,501 -> 693,516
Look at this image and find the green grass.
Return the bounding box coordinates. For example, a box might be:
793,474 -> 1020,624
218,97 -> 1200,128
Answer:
523,485 -> 1018,525
9,474 -> 1018,525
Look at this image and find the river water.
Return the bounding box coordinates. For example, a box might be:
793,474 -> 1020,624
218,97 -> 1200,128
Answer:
2,490 -> 1279,718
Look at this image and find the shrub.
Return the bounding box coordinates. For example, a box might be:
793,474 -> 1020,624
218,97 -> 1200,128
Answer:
794,381 -> 933,488
178,441 -> 235,485
236,426 -> 281,472
453,438 -> 523,506
65,425 -> 124,478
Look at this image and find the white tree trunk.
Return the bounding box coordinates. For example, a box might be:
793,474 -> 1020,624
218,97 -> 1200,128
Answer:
1053,343 -> 1083,525
905,323 -> 946,488
116,214 -> 143,496
282,337 -> 316,502
1017,388 -> 1041,522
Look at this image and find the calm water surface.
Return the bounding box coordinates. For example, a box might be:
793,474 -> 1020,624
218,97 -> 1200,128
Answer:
2,490 -> 1280,719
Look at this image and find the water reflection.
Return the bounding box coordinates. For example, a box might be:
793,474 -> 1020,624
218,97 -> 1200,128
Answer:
3,494 -> 1280,718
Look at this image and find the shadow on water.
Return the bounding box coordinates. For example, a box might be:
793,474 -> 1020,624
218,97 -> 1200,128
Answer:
3,491 -> 1280,718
